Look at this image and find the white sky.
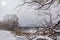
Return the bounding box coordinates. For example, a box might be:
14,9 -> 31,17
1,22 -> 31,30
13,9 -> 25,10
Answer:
0,0 -> 18,20
0,0 -> 60,26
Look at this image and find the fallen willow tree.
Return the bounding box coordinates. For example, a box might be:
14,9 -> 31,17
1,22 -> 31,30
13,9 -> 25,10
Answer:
24,21 -> 60,40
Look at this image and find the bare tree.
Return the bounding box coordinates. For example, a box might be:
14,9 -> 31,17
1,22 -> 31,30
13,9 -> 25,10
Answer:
12,0 -> 60,40
2,14 -> 18,31
14,0 -> 60,10
0,14 -> 23,35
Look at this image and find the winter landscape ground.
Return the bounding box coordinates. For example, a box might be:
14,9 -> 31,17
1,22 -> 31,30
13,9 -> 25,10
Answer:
0,30 -> 54,40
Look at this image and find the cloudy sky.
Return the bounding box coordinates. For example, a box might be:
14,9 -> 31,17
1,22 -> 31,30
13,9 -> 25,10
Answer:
0,0 -> 18,20
0,0 -> 60,26
0,0 -> 36,26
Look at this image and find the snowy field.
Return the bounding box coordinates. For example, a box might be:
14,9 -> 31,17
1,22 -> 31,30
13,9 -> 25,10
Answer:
33,35 -> 53,40
0,30 -> 27,40
0,30 -> 54,40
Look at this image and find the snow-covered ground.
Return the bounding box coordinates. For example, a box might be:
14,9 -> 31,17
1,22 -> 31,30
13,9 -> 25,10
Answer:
0,30 -> 27,40
0,30 -> 16,40
0,30 -> 53,40
33,35 -> 53,40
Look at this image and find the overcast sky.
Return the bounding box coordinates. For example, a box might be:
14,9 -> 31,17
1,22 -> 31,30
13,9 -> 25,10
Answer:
0,0 -> 60,26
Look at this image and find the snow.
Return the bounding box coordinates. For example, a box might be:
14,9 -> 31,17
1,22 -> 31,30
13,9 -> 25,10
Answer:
16,36 -> 28,40
57,36 -> 60,40
33,35 -> 53,40
0,30 -> 27,40
0,30 -> 16,40
0,30 -> 53,40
